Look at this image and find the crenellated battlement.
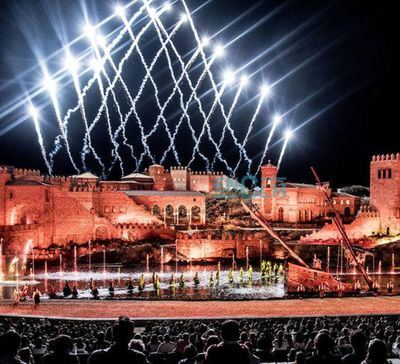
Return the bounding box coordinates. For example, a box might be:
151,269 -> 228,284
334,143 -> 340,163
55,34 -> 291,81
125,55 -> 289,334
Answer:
13,168 -> 41,177
357,205 -> 380,218
371,153 -> 400,162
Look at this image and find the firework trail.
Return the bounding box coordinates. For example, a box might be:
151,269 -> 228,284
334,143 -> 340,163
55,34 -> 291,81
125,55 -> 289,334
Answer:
123,18 -> 185,169
90,42 -> 124,177
255,117 -> 281,175
150,9 -> 232,173
45,76 -> 80,173
187,83 -> 227,170
30,106 -> 52,174
159,53 -> 217,165
277,135 -> 289,170
211,84 -> 243,170
66,52 -> 105,174
48,2 -> 151,169
233,94 -> 264,175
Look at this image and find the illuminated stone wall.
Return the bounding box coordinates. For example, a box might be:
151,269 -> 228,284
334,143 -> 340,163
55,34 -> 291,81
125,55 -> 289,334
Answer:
370,154 -> 400,235
176,231 -> 271,261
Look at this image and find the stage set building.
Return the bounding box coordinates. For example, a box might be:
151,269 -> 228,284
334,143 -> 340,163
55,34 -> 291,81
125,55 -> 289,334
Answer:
1,153 -> 399,256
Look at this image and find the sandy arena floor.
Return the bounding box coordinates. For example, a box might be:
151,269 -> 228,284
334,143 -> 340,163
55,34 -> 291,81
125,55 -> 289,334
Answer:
1,296 -> 400,320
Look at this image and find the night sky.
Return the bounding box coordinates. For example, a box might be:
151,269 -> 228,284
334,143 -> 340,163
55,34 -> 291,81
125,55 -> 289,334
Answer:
0,0 -> 398,188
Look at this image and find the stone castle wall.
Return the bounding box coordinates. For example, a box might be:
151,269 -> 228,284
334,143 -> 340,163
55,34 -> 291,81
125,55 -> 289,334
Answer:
175,231 -> 270,261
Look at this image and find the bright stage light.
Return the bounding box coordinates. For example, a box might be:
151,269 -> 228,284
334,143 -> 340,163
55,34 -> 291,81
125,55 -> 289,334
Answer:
148,6 -> 157,18
223,69 -> 235,85
43,76 -> 57,94
115,5 -> 126,18
284,129 -> 293,140
90,58 -> 103,73
260,84 -> 271,98
273,114 -> 282,125
65,54 -> 78,73
96,35 -> 107,48
201,36 -> 210,47
240,75 -> 249,86
163,3 -> 172,12
213,44 -> 224,58
83,24 -> 96,40
180,13 -> 189,23
29,105 -> 39,119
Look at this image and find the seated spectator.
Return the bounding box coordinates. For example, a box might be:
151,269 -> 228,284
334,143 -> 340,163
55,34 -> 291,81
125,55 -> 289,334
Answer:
31,336 -> 47,356
41,335 -> 79,364
205,320 -> 250,364
178,344 -> 197,364
392,335 -> 400,358
305,332 -> 342,364
176,333 -> 190,354
129,339 -> 146,353
362,339 -> 389,364
245,341 -> 261,364
195,335 -> 220,364
148,334 -> 160,353
19,335 -> 33,364
342,331 -> 367,364
75,338 -> 89,355
0,330 -> 25,364
157,334 -> 176,354
88,316 -> 146,364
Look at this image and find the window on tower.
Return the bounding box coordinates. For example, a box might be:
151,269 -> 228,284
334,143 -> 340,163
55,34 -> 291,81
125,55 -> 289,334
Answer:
266,178 -> 271,188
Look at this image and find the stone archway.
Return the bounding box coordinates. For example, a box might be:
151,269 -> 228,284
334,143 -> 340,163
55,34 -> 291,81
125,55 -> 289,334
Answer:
152,205 -> 162,218
178,205 -> 188,224
191,205 -> 201,224
165,205 -> 174,224
95,225 -> 109,240
278,207 -> 284,222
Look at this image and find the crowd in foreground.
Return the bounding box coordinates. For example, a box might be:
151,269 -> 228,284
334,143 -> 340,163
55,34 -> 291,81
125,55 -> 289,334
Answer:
1,315 -> 400,363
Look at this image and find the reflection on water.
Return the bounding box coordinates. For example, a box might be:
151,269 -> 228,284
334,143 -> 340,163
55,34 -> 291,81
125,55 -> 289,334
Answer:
0,264 -> 285,300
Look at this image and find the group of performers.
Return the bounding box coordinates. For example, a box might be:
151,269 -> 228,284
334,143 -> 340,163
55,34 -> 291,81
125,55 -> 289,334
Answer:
11,260 -> 285,302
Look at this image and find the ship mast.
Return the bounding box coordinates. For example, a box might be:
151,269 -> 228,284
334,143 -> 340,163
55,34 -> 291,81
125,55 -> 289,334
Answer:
241,201 -> 310,268
311,166 -> 373,289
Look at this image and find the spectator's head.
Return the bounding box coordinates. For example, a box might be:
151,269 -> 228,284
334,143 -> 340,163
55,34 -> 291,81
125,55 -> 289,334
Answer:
206,335 -> 220,348
314,332 -> 334,355
54,335 -> 73,355
182,332 -> 189,342
221,320 -> 240,342
365,339 -> 387,364
295,351 -> 305,364
112,317 -> 134,346
0,330 -> 21,357
350,331 -> 367,354
150,334 -> 158,344
96,331 -> 105,341
129,339 -> 145,352
164,334 -> 171,343
183,344 -> 197,359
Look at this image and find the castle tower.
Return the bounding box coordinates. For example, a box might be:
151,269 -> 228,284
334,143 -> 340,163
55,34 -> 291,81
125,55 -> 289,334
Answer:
260,161 -> 278,214
370,153 -> 400,235
170,166 -> 190,191
148,164 -> 166,190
